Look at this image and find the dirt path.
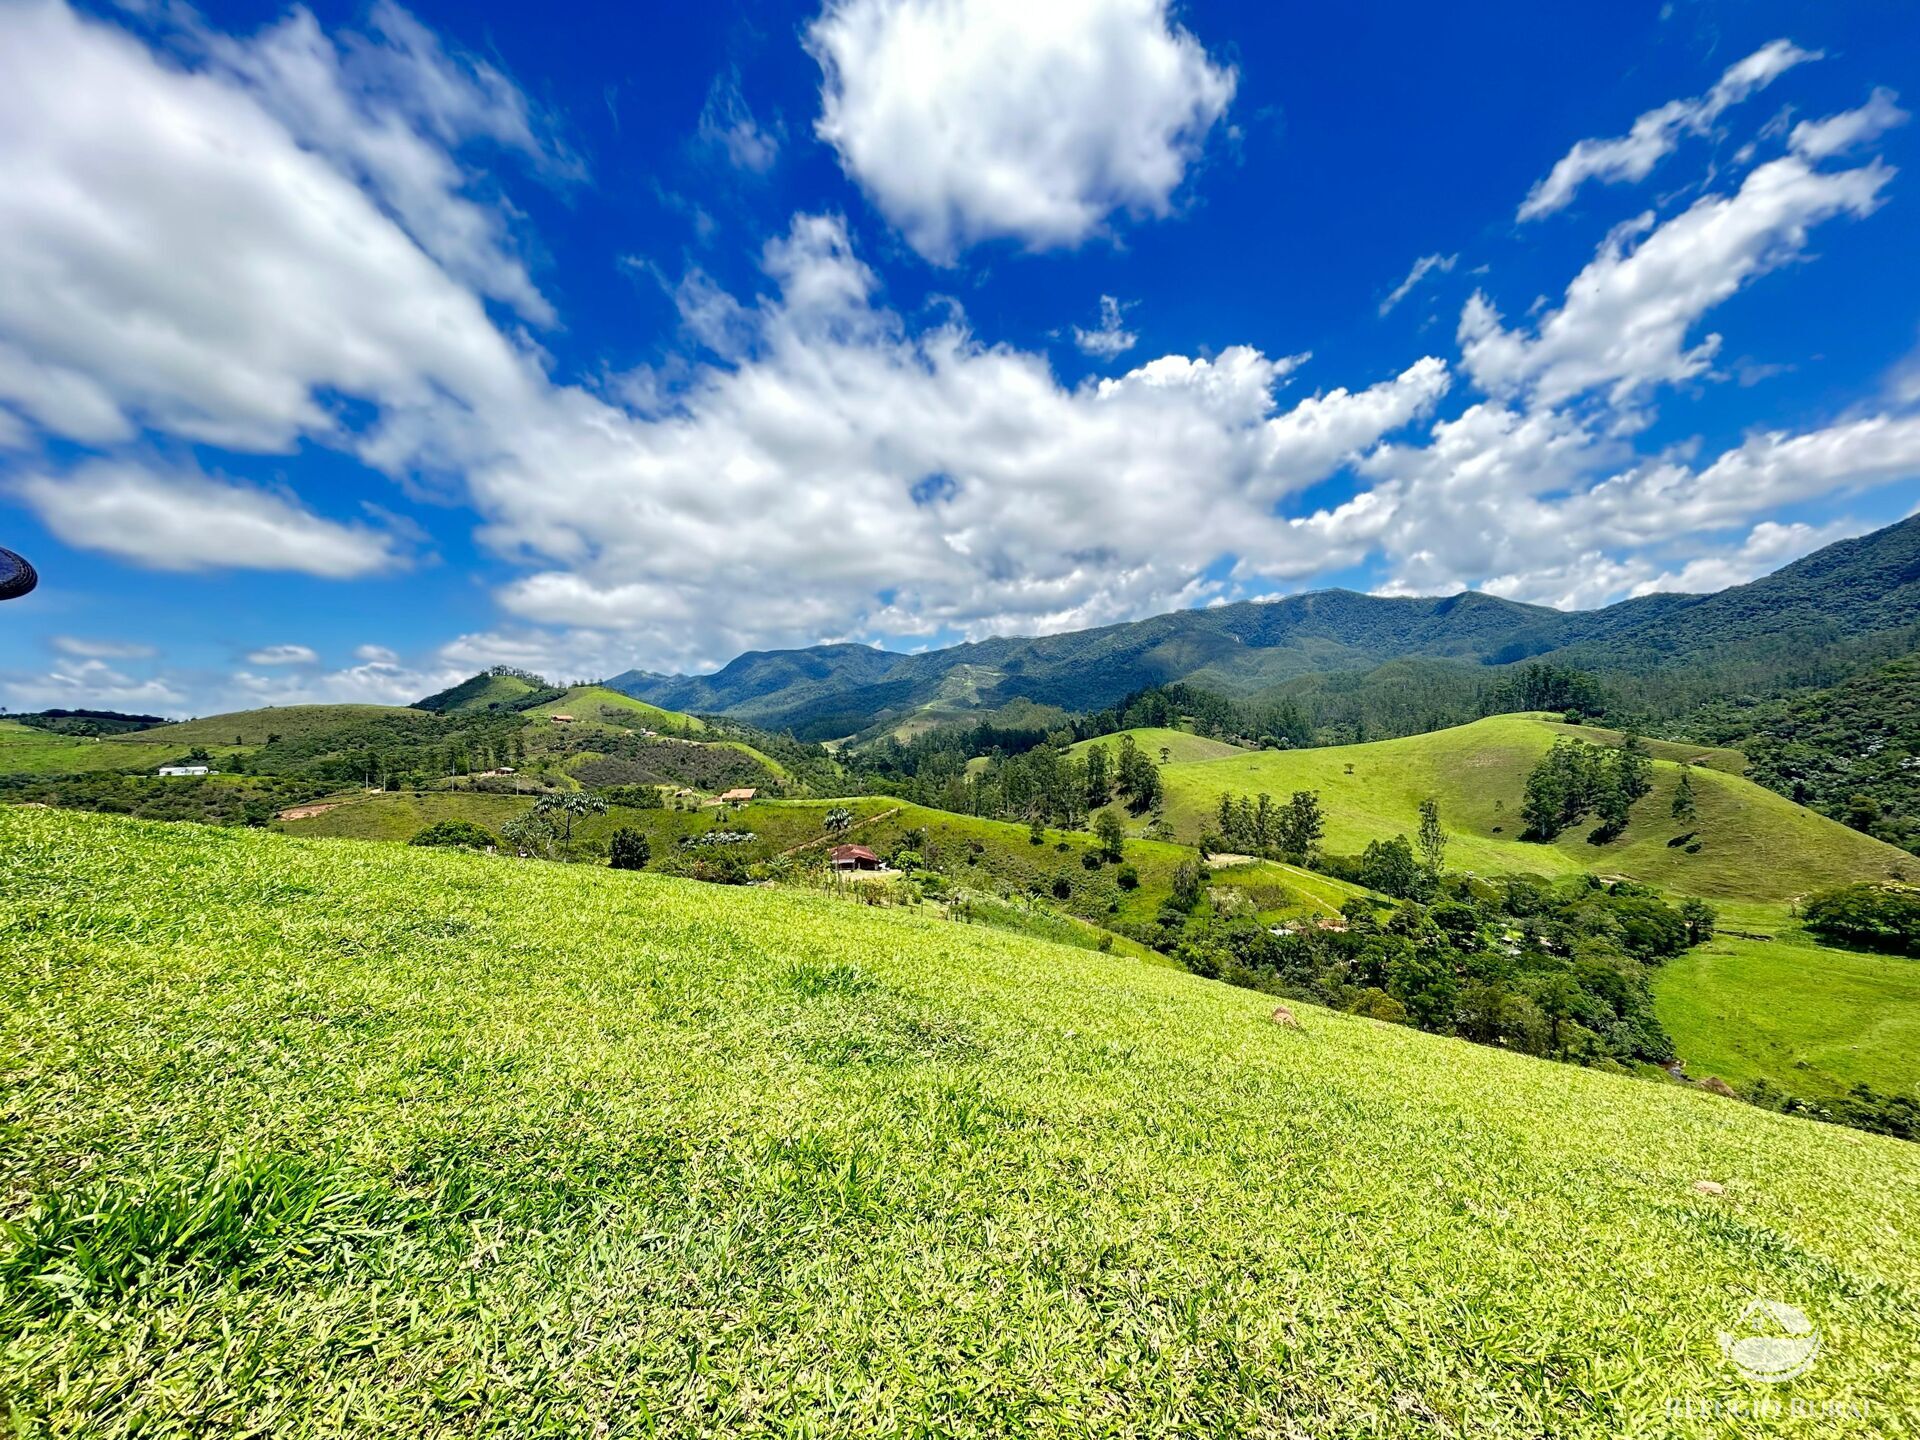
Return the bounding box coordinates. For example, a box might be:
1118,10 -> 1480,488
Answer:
778,805 -> 904,857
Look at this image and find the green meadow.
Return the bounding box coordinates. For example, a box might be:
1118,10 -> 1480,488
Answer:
0,721 -> 242,777
1151,713 -> 1911,904
4,808 -> 1918,1436
1654,925 -> 1920,1101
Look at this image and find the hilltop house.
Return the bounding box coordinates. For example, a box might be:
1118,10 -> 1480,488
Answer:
830,843 -> 881,872
718,787 -> 758,804
549,713 -> 574,724
157,764 -> 210,777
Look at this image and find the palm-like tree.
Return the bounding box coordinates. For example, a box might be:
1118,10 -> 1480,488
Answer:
535,790 -> 608,844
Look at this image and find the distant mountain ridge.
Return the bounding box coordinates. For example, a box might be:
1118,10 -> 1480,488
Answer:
608,513 -> 1920,737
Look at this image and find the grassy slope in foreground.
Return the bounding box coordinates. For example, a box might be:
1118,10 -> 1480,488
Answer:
1655,925 -> 1920,1100
4,809 -> 1918,1437
1158,713 -> 1910,903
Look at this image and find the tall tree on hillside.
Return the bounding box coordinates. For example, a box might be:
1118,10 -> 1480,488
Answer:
1095,808 -> 1125,862
502,809 -> 559,860
1170,859 -> 1205,910
1616,735 -> 1654,804
1084,743 -> 1110,806
1680,897 -> 1716,945
1278,790 -> 1324,859
1672,768 -> 1698,823
1360,835 -> 1423,899
1417,798 -> 1447,876
823,806 -> 853,838
1522,738 -> 1597,840
1589,767 -> 1631,842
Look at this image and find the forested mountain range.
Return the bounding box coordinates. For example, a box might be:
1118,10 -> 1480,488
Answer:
610,513 -> 1920,738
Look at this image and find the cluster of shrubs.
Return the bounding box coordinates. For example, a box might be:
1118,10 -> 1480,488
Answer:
1801,882 -> 1920,955
1744,1079 -> 1918,1141
1,773 -> 328,827
409,820 -> 499,850
570,736 -> 770,794
678,829 -> 755,848
1144,872 -> 1711,1072
1520,735 -> 1654,843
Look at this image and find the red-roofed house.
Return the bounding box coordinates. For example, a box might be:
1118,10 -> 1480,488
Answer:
830,843 -> 881,871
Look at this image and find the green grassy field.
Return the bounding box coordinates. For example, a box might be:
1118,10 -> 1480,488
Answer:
527,685 -> 705,733
1655,926 -> 1920,1101
1157,714 -> 1909,903
0,721 -> 246,776
1067,726 -> 1250,765
2,722 -> 153,775
2,807 -> 1916,1436
113,704 -> 421,747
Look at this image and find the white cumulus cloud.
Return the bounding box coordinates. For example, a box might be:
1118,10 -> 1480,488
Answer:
808,0 -> 1236,261
3,658 -> 184,713
0,0 -> 537,454
13,463 -> 409,577
245,644 -> 320,666
51,636 -> 157,660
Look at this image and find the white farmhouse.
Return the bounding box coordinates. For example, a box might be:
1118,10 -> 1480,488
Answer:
157,765 -> 211,777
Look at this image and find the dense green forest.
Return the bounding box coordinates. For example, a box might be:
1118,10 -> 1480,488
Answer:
1670,651 -> 1920,855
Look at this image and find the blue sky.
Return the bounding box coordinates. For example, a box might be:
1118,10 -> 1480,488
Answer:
0,0 -> 1916,716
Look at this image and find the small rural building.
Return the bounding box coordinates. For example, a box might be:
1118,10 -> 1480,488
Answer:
718,787 -> 758,803
830,843 -> 881,871
549,713 -> 574,724
157,765 -> 210,777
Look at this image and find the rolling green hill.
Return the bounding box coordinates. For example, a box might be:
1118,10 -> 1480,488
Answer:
1,721 -> 153,779
1155,714 -> 1909,904
2,720 -> 260,778
525,684 -> 705,733
4,807 -> 1917,1435
113,704 -> 423,747
414,668 -> 558,713
1066,726 -> 1249,765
